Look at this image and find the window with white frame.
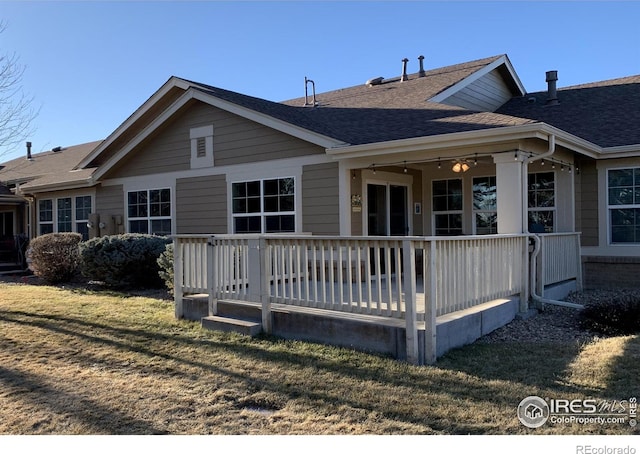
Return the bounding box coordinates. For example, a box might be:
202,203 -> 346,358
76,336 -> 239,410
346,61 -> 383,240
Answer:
38,196 -> 92,237
528,172 -> 555,233
127,188 -> 172,236
75,195 -> 92,240
38,199 -> 54,235
473,176 -> 497,235
432,178 -> 463,236
190,125 -> 214,169
608,167 -> 640,244
232,177 -> 295,233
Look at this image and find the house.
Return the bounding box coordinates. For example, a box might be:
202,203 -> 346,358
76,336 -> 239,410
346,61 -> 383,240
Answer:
0,54 -> 638,361
1,54 -> 637,286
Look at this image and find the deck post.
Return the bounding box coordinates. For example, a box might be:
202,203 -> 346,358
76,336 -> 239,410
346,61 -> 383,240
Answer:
247,237 -> 262,303
575,233 -> 584,292
207,236 -> 217,316
520,236 -> 530,313
424,240 -> 437,365
259,237 -> 272,334
402,239 -> 418,365
173,237 -> 184,319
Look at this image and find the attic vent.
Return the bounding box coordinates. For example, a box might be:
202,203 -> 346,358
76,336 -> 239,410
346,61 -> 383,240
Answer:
52,146 -> 62,152
196,137 -> 206,157
366,77 -> 384,86
304,76 -> 318,107
401,58 -> 409,82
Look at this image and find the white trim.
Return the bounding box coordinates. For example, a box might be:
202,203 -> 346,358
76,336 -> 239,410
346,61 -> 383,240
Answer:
431,177 -> 464,236
88,86 -> 346,182
228,176 -> 298,234
35,193 -> 95,237
361,170 -> 413,236
604,165 -> 640,246
124,186 -> 174,236
429,55 -> 526,103
122,177 -> 177,235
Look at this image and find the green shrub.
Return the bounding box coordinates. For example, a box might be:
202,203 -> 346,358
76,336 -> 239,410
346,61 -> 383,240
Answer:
581,293 -> 640,335
157,242 -> 174,294
79,234 -> 171,288
29,232 -> 82,284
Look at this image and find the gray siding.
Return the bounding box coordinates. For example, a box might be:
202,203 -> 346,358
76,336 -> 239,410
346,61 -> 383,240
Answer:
578,159 -> 598,246
302,162 -> 340,235
441,69 -> 514,112
96,184 -> 124,216
176,174 -> 227,234
108,101 -> 324,179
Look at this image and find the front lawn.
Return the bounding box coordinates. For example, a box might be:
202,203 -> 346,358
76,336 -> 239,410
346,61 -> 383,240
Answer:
0,281 -> 637,435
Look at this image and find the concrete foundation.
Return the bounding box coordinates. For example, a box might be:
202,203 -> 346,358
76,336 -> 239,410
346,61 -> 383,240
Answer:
179,294 -> 521,363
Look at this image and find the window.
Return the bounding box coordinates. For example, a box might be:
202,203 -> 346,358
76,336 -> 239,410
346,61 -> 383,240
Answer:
38,199 -> 54,234
528,172 -> 555,233
57,198 -> 72,232
432,179 -> 463,236
127,188 -> 172,235
608,168 -> 640,244
232,177 -> 295,233
38,196 -> 92,237
75,195 -> 92,240
473,176 -> 497,234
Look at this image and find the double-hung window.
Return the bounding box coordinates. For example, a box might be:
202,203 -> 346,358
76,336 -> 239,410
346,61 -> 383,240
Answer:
38,196 -> 92,238
232,177 -> 295,233
127,188 -> 172,236
528,172 -> 555,233
608,168 -> 640,244
472,176 -> 497,234
432,179 -> 463,236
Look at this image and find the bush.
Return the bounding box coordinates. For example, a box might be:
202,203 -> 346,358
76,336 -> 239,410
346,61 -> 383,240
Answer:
581,293 -> 640,335
79,234 -> 171,288
157,242 -> 174,294
28,232 -> 82,284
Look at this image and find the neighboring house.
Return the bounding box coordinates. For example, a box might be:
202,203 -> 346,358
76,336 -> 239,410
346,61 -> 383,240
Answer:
0,54 -> 638,288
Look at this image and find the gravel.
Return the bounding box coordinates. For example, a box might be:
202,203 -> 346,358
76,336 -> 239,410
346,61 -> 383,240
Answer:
477,289 -> 640,345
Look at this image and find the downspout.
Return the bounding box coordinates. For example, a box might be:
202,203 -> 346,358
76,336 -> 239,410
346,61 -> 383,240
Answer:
523,134 -> 583,310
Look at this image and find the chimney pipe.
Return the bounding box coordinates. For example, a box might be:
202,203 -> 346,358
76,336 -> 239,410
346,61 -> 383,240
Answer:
26,141 -> 32,160
545,70 -> 559,105
418,55 -> 426,77
401,58 -> 409,81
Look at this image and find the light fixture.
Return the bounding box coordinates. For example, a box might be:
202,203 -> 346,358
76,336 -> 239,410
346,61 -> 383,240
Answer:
474,153 -> 478,166
403,161 -> 407,173
437,159 -> 441,170
541,159 -> 545,166
452,161 -> 470,173
514,150 -> 519,161
352,170 -> 356,180
372,164 -> 376,174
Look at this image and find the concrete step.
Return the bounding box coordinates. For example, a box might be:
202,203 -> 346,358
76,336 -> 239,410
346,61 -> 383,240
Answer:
201,315 -> 262,337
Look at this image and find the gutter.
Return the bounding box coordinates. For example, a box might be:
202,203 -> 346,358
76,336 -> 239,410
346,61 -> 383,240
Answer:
522,134 -> 583,310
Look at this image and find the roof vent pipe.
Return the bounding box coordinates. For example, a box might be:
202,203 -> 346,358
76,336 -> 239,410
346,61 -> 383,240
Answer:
401,58 -> 409,81
26,141 -> 32,160
418,55 -> 426,77
545,70 -> 559,105
304,76 -> 318,107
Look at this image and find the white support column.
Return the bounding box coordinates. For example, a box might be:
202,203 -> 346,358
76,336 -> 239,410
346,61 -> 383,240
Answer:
259,237 -> 272,334
173,238 -> 184,319
402,239 -> 418,365
338,160 -> 351,236
493,151 -> 527,234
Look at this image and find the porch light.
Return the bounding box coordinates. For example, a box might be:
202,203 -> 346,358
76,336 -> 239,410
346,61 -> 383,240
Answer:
452,161 -> 470,173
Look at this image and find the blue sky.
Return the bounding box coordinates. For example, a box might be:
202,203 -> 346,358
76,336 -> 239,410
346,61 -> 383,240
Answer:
1,1 -> 639,160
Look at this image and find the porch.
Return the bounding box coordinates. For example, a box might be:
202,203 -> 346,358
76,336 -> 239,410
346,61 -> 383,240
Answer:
173,232 -> 582,365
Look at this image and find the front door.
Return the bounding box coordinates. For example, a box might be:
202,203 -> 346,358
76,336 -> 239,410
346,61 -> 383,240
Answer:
367,183 -> 408,236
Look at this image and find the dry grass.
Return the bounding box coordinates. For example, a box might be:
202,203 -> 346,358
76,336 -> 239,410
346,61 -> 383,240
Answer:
0,281 -> 638,435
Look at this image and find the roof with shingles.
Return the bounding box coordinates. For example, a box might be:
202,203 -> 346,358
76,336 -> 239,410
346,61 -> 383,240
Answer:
186,55 -> 536,146
0,141 -> 102,190
496,75 -> 640,148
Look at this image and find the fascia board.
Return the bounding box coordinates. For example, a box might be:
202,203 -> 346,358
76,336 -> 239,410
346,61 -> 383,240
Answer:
326,123 -> 603,160
91,88 -> 346,182
190,90 -> 346,149
429,55 -> 526,104
76,76 -> 191,169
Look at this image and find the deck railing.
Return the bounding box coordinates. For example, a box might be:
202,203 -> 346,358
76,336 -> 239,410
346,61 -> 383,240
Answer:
173,233 -> 539,363
535,232 -> 583,296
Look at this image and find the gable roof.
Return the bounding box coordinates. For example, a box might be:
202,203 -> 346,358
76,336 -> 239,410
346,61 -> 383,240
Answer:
0,141 -> 102,192
497,74 -> 640,148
